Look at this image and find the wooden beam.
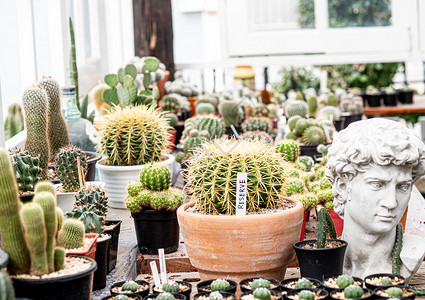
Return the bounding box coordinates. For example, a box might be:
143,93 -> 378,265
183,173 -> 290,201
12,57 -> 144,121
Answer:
133,0 -> 175,80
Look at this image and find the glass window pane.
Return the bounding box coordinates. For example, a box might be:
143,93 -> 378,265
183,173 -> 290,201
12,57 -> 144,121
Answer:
297,0 -> 315,29
328,0 -> 392,28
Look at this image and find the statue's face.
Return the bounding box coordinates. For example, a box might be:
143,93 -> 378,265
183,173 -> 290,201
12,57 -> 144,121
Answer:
345,164 -> 412,234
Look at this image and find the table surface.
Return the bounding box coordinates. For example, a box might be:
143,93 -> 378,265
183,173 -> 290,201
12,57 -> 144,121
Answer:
364,95 -> 425,116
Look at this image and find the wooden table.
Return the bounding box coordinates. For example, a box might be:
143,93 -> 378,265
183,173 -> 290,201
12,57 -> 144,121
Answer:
364,95 -> 425,116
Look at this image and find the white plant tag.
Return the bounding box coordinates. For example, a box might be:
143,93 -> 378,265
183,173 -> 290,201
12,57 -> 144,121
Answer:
150,261 -> 161,287
158,248 -> 167,284
236,173 -> 247,216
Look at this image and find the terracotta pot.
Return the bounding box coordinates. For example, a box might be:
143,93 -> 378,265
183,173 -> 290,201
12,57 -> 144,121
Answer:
177,199 -> 304,282
156,70 -> 170,102
187,97 -> 198,117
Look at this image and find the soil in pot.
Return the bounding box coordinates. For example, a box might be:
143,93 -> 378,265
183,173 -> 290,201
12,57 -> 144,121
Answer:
240,277 -> 281,293
144,292 -> 186,300
102,294 -> 142,300
330,288 -> 373,300
280,277 -> 322,292
322,275 -> 363,293
194,291 -> 236,300
197,279 -> 238,294
132,208 -> 179,254
103,220 -> 122,274
93,233 -> 111,291
363,273 -> 405,291
241,289 -> 283,300
152,280 -> 192,299
110,280 -> 150,297
374,286 -> 416,299
12,256 -> 97,300
283,288 -> 328,300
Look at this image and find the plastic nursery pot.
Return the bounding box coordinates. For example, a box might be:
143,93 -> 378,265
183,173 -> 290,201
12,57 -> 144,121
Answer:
102,294 -> 142,300
103,220 -> 122,274
110,280 -> 150,298
280,277 -> 322,292
0,249 -> 8,269
383,94 -> 397,106
334,120 -> 343,132
194,291 -> 236,300
241,290 -> 283,300
12,255 -> 97,300
224,126 -> 242,138
67,233 -> 99,260
363,273 -> 406,291
366,94 -> 382,107
144,292 -> 186,300
341,114 -> 363,129
239,277 -> 281,292
196,279 -> 238,294
19,193 -> 34,203
374,286 -> 417,300
300,143 -> 332,163
293,239 -> 348,280
329,287 -> 373,300
93,233 -> 111,291
152,281 -> 192,298
131,208 -> 180,254
283,288 -> 328,300
85,151 -> 102,181
322,276 -> 363,293
397,90 -> 413,104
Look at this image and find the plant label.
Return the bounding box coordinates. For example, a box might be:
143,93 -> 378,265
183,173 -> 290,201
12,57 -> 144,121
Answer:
158,248 -> 167,284
149,261 -> 161,287
236,172 -> 247,216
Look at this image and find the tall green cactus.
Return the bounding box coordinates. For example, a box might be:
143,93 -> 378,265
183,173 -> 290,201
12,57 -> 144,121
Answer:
4,103 -> 24,140
69,17 -> 79,109
0,148 -> 31,275
38,76 -> 71,160
392,223 -> 403,274
308,95 -> 317,117
22,85 -> 50,179
33,191 -> 57,273
56,207 -> 64,241
317,205 -> 337,248
55,145 -> 87,192
20,202 -> 48,276
219,100 -> 240,127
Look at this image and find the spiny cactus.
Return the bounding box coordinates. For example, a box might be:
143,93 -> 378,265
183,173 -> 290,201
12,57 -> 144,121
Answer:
253,288 -> 271,300
297,156 -> 315,172
298,290 -> 314,300
317,189 -> 333,204
197,96 -> 218,108
184,136 -> 208,154
127,181 -> 143,197
55,145 -> 87,192
56,207 -> 64,240
392,223 -> 403,274
252,105 -> 270,117
327,93 -> 338,107
140,164 -> 171,191
242,117 -> 272,133
196,116 -> 225,139
240,131 -> 273,144
57,218 -> 85,249
162,280 -> 180,293
209,291 -> 224,300
336,275 -> 355,288
9,149 -> 42,192
219,100 -> 240,127
276,140 -> 300,162
318,106 -> 340,121
186,139 -> 288,214
211,279 -> 230,291
97,106 -> 171,166
307,95 -> 317,117
73,185 -> 109,217
196,103 -> 215,115
54,246 -> 65,271
69,17 -> 79,108
385,287 -> 403,297
22,85 -> 50,179
0,272 -> 15,299
161,95 -> 181,114
286,179 -> 306,197
294,278 -> 312,289
125,188 -> 184,212
67,205 -> 104,234
35,181 -> 56,196
38,76 -> 71,160
302,126 -> 326,145
344,285 -> 363,299
317,205 -> 337,248
164,113 -> 178,126
0,148 -> 30,274
157,293 -> 175,300
251,278 -> 270,289
288,115 -> 302,132
121,281 -> 141,292
4,103 -> 24,140
293,193 -> 317,212
20,202 -> 48,276
294,118 -> 310,136
286,100 -> 308,118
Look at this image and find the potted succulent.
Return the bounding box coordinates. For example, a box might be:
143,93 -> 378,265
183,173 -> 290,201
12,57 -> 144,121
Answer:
177,139 -> 304,282
363,273 -> 405,290
382,87 -> 397,106
329,285 -> 373,300
110,280 -> 150,297
152,279 -> 192,298
322,275 -> 363,293
280,278 -> 322,292
293,205 -> 348,280
0,148 -> 97,300
96,105 -> 174,208
397,86 -> 414,104
339,95 -> 363,129
241,288 -> 284,300
102,294 -> 142,300
144,292 -> 187,300
283,288 -> 328,300
197,279 -> 238,294
239,277 -> 280,293
365,85 -> 382,107
125,164 -> 184,253
194,291 -> 236,300
374,286 -> 416,299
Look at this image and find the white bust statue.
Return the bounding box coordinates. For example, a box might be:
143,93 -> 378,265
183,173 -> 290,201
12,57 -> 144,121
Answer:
326,118 -> 425,281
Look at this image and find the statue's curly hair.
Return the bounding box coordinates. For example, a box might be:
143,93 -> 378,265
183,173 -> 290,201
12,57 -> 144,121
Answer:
325,118 -> 425,216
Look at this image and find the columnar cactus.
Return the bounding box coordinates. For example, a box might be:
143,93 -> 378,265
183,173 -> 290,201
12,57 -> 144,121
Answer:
4,103 -> 24,140
276,140 -> 300,162
57,218 -> 85,249
242,117 -> 272,133
140,164 -> 171,191
161,95 -> 181,114
55,145 -> 88,192
38,76 -> 71,160
9,149 -> 42,192
22,85 -> 50,179
35,181 -> 56,196
219,100 -> 240,127
307,95 -> 317,117
97,106 -> 171,166
0,272 -> 15,299
69,17 -> 79,107
327,93 -> 338,107
317,205 -> 337,248
56,207 -> 64,240
54,246 -> 65,271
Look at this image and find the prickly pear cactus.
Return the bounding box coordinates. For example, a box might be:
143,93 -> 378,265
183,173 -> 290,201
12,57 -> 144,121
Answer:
9,149 -> 42,192
55,145 -> 87,192
140,164 -> 171,191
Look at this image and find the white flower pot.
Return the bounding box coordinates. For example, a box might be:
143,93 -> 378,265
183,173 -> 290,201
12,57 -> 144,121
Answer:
97,154 -> 175,209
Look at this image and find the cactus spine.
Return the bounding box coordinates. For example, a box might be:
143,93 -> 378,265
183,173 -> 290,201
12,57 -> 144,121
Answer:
22,85 -> 50,179
20,202 -> 48,276
38,77 -> 70,159
0,148 -> 30,274
317,205 -> 337,248
4,103 -> 24,140
55,146 -> 87,192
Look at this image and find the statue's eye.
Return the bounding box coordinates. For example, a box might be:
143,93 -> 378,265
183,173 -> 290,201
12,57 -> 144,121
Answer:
369,182 -> 383,189
397,183 -> 411,192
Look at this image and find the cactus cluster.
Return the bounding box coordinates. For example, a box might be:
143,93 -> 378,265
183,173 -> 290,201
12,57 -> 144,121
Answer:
103,64 -> 138,107
97,105 -> 171,166
276,140 -> 300,162
219,100 -> 240,127
285,116 -> 328,145
186,139 -> 289,214
9,149 -> 42,193
4,103 -> 24,140
55,145 -> 88,192
242,117 -> 272,133
161,95 -> 181,114
340,95 -> 363,115
240,131 -> 273,144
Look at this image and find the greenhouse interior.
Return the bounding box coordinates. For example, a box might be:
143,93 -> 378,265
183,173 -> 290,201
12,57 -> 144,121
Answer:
0,0 -> 425,299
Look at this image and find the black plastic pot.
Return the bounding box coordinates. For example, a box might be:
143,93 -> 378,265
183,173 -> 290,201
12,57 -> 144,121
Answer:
283,288 -> 327,300
12,255 -> 97,300
144,292 -> 186,300
374,286 -> 416,300
334,120 -> 343,132
102,294 -> 142,300
242,290 -> 283,300
0,250 -> 8,269
366,94 -> 382,107
329,287 -> 373,300
239,277 -> 281,292
131,209 -> 180,254
224,126 -> 242,138
363,273 -> 406,291
300,143 -> 331,163
280,277 -> 322,292
293,239 -> 348,281
398,91 -> 414,104
85,151 -> 102,181
197,279 -> 238,294
110,280 -> 150,298
174,124 -> 184,145
103,220 -> 122,274
19,193 -> 34,203
152,281 -> 192,298
342,114 -> 363,129
383,94 -> 397,106
194,291 -> 236,300
178,110 -> 190,122
322,276 -> 363,293
93,234 -> 111,291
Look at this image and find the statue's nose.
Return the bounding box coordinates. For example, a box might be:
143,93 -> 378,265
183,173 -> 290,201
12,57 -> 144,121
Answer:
380,185 -> 398,209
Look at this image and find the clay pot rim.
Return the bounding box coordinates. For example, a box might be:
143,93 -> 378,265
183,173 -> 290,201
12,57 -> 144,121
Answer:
178,197 -> 302,220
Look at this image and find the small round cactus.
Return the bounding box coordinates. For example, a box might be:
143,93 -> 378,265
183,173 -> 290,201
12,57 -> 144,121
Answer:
140,164 -> 171,191
253,288 -> 271,300
162,280 -> 180,293
294,278 -> 313,289
114,295 -> 130,300
276,140 -> 300,162
344,285 -> 364,299
127,181 -> 143,196
298,290 -> 315,300
251,278 -> 270,289
336,275 -> 355,288
156,292 -> 175,300
57,218 -> 85,249
380,277 -> 392,286
211,279 -> 230,291
209,291 -> 224,300
121,280 -> 140,292
385,287 -> 403,297
125,195 -> 141,213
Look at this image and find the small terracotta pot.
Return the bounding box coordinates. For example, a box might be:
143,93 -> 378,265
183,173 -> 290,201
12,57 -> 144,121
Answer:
177,198 -> 304,282
187,97 -> 198,117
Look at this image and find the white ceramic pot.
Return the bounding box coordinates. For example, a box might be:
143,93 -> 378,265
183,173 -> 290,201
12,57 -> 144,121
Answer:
97,154 -> 175,209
